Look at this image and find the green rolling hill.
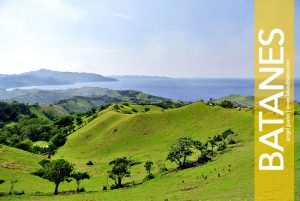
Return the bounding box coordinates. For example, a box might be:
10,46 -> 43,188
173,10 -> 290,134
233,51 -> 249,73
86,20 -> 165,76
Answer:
0,102 -> 299,200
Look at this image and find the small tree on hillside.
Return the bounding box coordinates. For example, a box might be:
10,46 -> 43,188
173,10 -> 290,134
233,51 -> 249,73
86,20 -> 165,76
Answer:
0,179 -> 5,185
71,171 -> 90,193
33,159 -> 74,195
194,140 -> 211,164
166,137 -> 194,169
9,180 -> 18,195
144,161 -> 154,175
207,137 -> 217,157
107,157 -> 138,188
44,143 -> 57,159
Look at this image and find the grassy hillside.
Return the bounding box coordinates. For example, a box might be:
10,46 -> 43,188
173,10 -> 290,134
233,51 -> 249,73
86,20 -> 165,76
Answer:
0,102 -> 299,200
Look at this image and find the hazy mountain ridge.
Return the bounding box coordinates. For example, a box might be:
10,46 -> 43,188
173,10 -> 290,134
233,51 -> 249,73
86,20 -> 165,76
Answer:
0,69 -> 117,89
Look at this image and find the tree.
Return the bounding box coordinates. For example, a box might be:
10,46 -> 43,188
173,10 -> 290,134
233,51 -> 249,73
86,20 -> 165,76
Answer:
107,157 -> 137,187
194,140 -> 211,164
71,172 -> 90,193
0,179 -> 4,184
207,137 -> 217,157
218,100 -> 234,108
144,161 -> 154,175
166,137 -> 194,168
50,133 -> 67,147
44,143 -> 57,159
221,129 -> 235,141
54,116 -> 73,128
33,159 -> 74,195
75,116 -> 83,126
9,180 -> 18,195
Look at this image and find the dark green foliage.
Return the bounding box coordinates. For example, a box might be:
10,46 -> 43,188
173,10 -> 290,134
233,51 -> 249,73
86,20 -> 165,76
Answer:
166,137 -> 195,169
0,179 -> 4,184
71,172 -> 90,193
107,157 -> 138,187
218,100 -> 235,108
44,143 -> 57,159
144,160 -> 154,175
144,173 -> 155,181
33,159 -> 74,195
50,133 -> 67,147
11,190 -> 25,195
15,139 -> 33,151
86,160 -> 94,165
54,116 -> 73,128
144,107 -> 150,112
75,116 -> 83,126
217,143 -> 227,151
0,101 -> 31,123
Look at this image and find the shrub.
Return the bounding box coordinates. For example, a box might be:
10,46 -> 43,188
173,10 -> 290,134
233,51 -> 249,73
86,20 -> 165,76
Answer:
228,139 -> 236,144
156,160 -> 168,173
217,143 -> 227,151
50,133 -> 66,147
144,108 -> 150,112
86,161 -> 94,166
144,173 -> 155,181
218,100 -> 234,108
12,190 -> 24,195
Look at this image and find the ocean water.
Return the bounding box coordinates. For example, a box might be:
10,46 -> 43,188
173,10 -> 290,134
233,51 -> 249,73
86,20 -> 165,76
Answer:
7,78 -> 300,102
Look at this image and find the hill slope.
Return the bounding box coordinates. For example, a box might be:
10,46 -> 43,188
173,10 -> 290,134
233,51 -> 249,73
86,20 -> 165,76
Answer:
1,102 -> 299,200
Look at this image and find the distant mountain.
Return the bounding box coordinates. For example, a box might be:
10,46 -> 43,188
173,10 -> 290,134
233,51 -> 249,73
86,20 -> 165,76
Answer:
109,75 -> 172,80
0,69 -> 117,89
0,86 -> 182,105
0,86 -> 185,116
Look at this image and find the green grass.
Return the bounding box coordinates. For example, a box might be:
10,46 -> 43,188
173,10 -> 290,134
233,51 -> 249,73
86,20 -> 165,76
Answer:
32,141 -> 49,147
0,102 -> 299,200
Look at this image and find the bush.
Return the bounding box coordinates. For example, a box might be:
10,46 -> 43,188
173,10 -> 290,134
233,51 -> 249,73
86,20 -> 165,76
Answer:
228,139 -> 236,144
12,190 -> 25,195
102,185 -> 107,191
144,173 -> 155,181
217,143 -> 227,151
218,100 -> 235,108
156,161 -> 168,173
86,161 -> 94,166
144,108 -> 150,112
50,133 -> 67,147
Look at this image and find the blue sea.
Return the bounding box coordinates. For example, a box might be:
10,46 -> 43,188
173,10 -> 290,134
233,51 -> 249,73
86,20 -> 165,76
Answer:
8,78 -> 300,102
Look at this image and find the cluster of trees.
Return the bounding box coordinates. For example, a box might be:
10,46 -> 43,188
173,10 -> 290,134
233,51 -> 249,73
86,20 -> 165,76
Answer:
0,100 -> 102,159
104,129 -> 238,190
33,159 -> 90,195
105,157 -> 154,189
0,115 -> 75,157
0,101 -> 32,125
166,129 -> 238,169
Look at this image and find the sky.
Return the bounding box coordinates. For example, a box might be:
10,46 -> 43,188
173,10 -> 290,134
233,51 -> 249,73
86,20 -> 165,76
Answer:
0,0 -> 298,78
